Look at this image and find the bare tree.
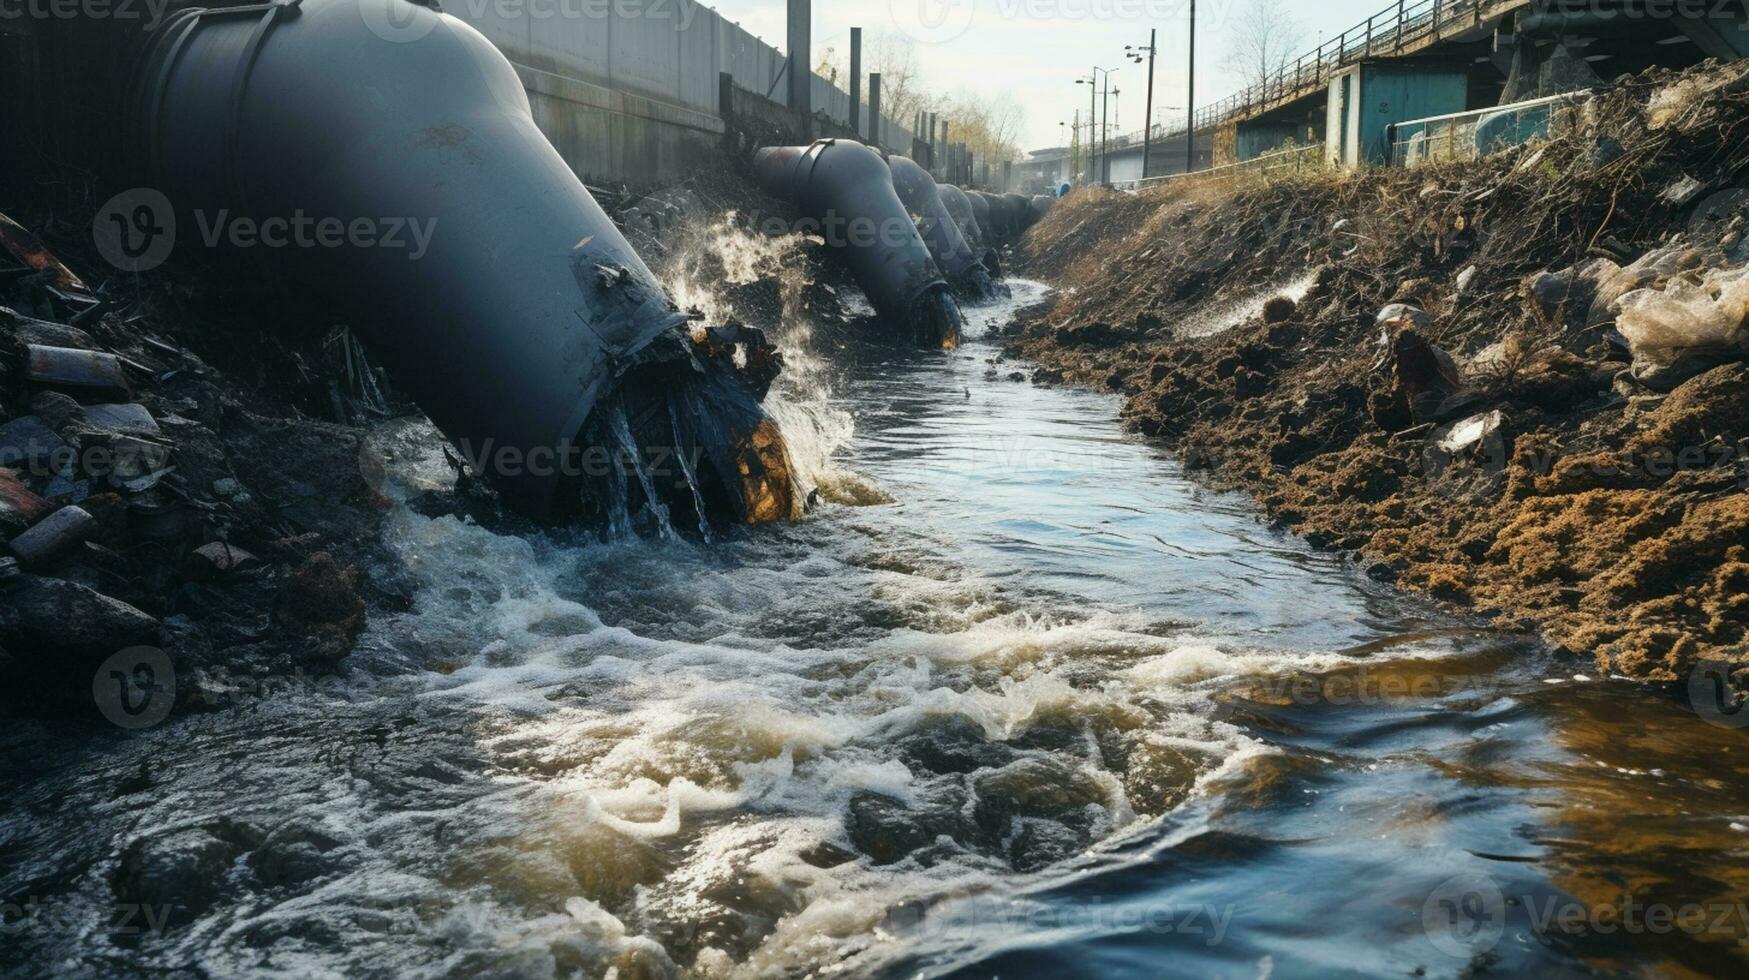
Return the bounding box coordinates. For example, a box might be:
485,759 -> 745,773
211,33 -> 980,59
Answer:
1221,0 -> 1307,92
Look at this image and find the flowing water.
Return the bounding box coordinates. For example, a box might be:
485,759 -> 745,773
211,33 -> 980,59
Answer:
3,282 -> 1749,979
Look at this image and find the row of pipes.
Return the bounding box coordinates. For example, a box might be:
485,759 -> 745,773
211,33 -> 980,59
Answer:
36,0 -> 1056,534
753,139 -> 1055,348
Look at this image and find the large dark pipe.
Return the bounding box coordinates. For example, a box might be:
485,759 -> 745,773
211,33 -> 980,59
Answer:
937,184 -> 1000,278
1001,193 -> 1034,236
755,140 -> 962,347
965,190 -> 997,246
884,154 -> 997,299
122,0 -> 795,528
971,191 -> 1015,244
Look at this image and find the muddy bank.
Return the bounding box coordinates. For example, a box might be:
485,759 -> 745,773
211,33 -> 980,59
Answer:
1009,61 -> 1749,681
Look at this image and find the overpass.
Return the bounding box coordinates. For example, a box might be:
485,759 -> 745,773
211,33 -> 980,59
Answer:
1014,0 -> 1749,193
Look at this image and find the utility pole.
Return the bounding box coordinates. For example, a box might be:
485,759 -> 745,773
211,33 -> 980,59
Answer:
1187,0 -> 1196,175
849,26 -> 862,137
1100,77 -> 1112,184
868,72 -> 882,150
787,0 -> 810,131
1127,29 -> 1157,180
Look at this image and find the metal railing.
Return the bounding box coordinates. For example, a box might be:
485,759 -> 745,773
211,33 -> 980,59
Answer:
1113,143 -> 1326,192
1389,90 -> 1590,165
1112,0 -> 1500,150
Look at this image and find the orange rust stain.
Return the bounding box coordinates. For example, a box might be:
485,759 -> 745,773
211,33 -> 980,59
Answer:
736,418 -> 799,525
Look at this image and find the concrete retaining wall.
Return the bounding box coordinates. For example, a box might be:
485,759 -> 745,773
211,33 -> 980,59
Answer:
446,0 -> 915,187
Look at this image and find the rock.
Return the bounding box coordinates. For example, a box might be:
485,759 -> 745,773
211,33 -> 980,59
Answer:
1375,303 -> 1431,332
274,553 -> 366,660
25,391 -> 84,438
0,575 -> 158,653
1,308 -> 97,349
1528,268 -> 1575,319
1261,296 -> 1297,324
78,403 -> 161,439
846,790 -> 985,866
1388,328 -> 1462,413
23,345 -> 131,402
0,469 -> 53,536
112,828 -> 242,927
0,416 -> 68,472
1454,266 -> 1479,298
8,505 -> 96,566
191,542 -> 259,575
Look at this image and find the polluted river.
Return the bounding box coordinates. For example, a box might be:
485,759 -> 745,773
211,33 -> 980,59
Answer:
4,276 -> 1748,979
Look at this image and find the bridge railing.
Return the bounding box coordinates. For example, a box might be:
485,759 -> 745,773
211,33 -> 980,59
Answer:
1112,0 -> 1490,154
1112,143 -> 1326,193
1388,90 -> 1591,166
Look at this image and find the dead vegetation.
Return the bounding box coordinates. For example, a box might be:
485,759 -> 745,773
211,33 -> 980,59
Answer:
1010,60 -> 1749,680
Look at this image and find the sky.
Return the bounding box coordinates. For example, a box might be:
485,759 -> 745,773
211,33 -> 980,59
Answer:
706,0 -> 1399,152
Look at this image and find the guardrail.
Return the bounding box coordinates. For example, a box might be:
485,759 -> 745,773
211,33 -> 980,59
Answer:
1389,90 -> 1590,165
1112,143 -> 1326,192
1112,0 -> 1497,152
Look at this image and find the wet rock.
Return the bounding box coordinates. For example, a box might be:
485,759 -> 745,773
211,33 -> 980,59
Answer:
846,790 -> 984,866
895,713 -> 1017,775
0,575 -> 158,654
971,757 -> 1113,871
0,415 -> 67,471
8,505 -> 96,566
274,553 -> 366,661
250,823 -> 343,889
112,827 -> 243,927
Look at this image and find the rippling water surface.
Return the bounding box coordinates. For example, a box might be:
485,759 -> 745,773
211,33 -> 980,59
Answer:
4,282 -> 1748,979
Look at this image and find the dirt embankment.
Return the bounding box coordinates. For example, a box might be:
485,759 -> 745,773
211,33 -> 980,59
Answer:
1009,61 -> 1749,680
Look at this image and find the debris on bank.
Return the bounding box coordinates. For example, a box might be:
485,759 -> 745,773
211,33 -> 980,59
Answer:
0,208 -> 387,716
1011,59 -> 1749,680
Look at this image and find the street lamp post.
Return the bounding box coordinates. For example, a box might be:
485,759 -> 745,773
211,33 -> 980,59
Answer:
1125,28 -> 1157,180
1075,66 -> 1115,187
1187,0 -> 1197,175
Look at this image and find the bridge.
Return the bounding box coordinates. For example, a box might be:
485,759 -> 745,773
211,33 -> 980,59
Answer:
1014,0 -> 1749,193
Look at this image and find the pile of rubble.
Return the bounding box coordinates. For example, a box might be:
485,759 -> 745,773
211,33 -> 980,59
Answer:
1011,59 -> 1749,680
0,210 -> 385,721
